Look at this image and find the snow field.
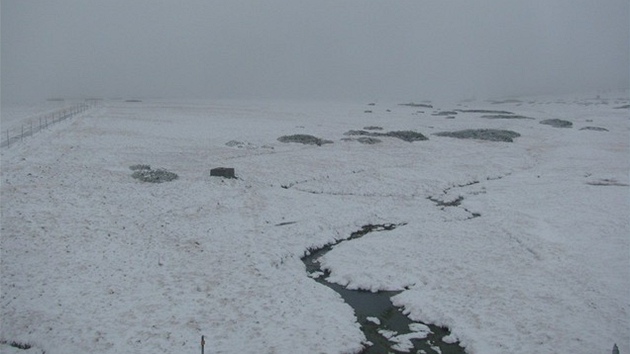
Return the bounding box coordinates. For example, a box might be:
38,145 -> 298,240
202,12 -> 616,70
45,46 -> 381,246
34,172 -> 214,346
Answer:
1,94 -> 628,353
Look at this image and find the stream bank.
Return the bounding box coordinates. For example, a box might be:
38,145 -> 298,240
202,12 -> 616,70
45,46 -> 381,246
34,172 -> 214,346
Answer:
301,224 -> 466,354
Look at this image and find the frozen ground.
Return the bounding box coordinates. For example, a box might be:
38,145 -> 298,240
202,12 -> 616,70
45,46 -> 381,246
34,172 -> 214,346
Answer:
1,101 -> 77,133
1,93 -> 628,353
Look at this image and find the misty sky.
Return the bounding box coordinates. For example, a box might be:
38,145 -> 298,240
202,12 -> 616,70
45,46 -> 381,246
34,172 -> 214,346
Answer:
1,0 -> 628,104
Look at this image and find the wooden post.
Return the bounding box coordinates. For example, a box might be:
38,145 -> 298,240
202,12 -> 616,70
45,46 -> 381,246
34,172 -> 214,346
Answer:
201,335 -> 205,354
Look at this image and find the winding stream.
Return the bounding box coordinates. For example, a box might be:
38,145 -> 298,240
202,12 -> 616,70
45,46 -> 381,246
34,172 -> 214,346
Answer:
302,224 -> 466,354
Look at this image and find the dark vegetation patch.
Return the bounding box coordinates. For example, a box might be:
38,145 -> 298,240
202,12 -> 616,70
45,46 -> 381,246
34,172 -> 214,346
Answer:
125,99 -> 142,103
275,221 -> 297,226
427,195 -> 464,207
356,137 -> 382,144
130,165 -> 178,183
540,119 -> 573,128
399,102 -> 433,108
225,140 -> 246,147
277,134 -> 333,146
456,109 -> 514,114
0,340 -> 32,350
579,126 -> 609,132
129,164 -> 151,171
434,129 -> 521,142
344,130 -> 428,142
432,111 -> 458,116
386,131 -> 428,142
613,104 -> 630,109
480,114 -> 534,120
363,126 -> 383,130
586,178 -> 629,187
489,99 -> 522,104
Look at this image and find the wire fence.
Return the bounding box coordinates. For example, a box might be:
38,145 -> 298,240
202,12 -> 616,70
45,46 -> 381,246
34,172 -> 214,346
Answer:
1,103 -> 93,149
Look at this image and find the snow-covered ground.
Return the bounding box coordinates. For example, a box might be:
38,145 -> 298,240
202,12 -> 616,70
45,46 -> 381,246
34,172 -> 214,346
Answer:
1,101 -> 73,133
1,93 -> 628,354
1,101 -> 89,148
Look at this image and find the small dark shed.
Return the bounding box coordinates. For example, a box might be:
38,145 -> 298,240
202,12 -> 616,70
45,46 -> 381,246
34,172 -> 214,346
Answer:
211,167 -> 236,179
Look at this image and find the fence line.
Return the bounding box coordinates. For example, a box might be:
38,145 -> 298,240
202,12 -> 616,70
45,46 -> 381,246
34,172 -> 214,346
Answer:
1,103 -> 93,149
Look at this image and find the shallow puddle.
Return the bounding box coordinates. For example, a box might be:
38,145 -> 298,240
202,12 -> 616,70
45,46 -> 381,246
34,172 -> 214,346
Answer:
302,224 -> 466,353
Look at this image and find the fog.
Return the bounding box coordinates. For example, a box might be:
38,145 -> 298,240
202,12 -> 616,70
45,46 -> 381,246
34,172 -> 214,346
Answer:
1,0 -> 628,104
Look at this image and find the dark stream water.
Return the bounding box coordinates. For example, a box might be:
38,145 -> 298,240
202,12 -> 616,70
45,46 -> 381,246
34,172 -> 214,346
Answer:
301,224 -> 466,354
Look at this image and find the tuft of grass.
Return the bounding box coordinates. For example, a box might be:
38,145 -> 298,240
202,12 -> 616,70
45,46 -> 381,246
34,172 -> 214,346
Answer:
399,102 -> 433,108
356,137 -> 382,144
386,130 -> 428,142
343,130 -> 428,142
579,126 -> 608,132
131,167 -> 178,183
540,119 -> 572,128
480,114 -> 534,120
456,109 -> 515,114
434,129 -> 521,142
0,340 -> 32,350
277,134 -> 333,146
432,111 -> 458,116
129,164 -> 151,171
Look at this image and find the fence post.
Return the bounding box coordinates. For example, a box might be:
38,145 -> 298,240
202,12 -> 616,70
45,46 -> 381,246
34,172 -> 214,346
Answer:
201,335 -> 205,354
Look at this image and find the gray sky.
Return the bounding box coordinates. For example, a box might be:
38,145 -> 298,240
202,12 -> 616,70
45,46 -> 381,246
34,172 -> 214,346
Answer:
1,0 -> 628,103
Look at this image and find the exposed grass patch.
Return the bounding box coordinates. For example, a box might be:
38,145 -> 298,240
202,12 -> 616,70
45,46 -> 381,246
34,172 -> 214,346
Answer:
586,178 -> 628,186
579,126 -> 608,132
434,129 -> 521,142
489,99 -> 522,104
129,164 -> 151,171
387,130 -> 429,142
456,109 -> 515,114
399,102 -> 433,108
480,114 -> 534,120
432,111 -> 458,116
130,166 -> 178,183
0,340 -> 32,350
277,134 -> 333,146
540,119 -> 573,128
344,130 -> 428,142
356,137 -> 382,144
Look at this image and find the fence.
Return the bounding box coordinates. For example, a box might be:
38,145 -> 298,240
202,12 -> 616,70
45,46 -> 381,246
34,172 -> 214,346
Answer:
1,103 -> 92,148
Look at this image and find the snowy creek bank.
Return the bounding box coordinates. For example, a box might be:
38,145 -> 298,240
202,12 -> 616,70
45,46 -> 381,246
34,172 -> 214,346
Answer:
302,224 -> 465,354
